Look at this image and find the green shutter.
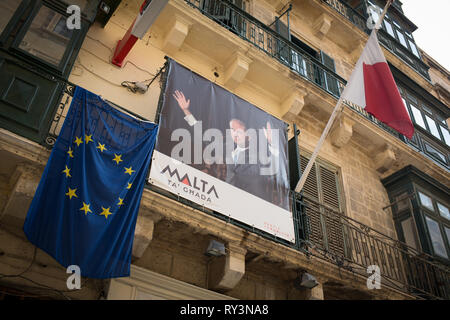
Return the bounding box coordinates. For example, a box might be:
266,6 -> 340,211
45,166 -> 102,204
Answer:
320,51 -> 340,96
300,152 -> 345,255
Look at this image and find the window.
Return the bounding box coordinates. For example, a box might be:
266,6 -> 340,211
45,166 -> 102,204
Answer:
384,20 -> 395,37
0,0 -> 21,35
410,104 -> 426,129
425,115 -> 441,139
440,125 -> 450,146
418,191 -> 434,211
437,202 -> 450,220
425,216 -> 448,258
396,29 -> 407,48
17,5 -> 74,66
423,140 -> 447,165
408,39 -> 420,58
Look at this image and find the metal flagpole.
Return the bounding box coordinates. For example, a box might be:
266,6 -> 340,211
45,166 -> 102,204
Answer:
294,0 -> 394,194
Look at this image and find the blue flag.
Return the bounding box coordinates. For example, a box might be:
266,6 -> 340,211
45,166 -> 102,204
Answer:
23,86 -> 158,278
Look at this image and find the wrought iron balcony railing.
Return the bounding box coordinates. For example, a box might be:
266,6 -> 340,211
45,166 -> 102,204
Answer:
322,0 -> 431,80
185,0 -> 346,98
297,195 -> 450,300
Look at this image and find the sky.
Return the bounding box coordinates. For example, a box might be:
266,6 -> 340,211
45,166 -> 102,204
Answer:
401,0 -> 450,71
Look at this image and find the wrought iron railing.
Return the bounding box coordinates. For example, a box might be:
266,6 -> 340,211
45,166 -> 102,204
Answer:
297,195 -> 450,300
321,0 -> 431,80
185,0 -> 346,98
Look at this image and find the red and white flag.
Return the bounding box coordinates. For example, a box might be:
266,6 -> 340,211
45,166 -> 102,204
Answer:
341,30 -> 414,139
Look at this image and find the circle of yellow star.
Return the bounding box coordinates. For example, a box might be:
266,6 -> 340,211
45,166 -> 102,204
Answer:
117,198 -> 124,206
112,154 -> 123,165
126,182 -> 132,189
100,207 -> 113,219
80,202 -> 92,215
67,148 -> 74,158
96,143 -> 107,152
65,187 -> 78,200
74,137 -> 83,147
62,165 -> 71,178
85,134 -> 93,144
124,166 -> 135,176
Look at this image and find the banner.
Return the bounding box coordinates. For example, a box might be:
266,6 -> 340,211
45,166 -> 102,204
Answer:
24,87 -> 158,278
149,59 -> 295,242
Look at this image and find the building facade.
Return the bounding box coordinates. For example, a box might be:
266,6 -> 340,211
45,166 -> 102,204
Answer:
0,0 -> 448,300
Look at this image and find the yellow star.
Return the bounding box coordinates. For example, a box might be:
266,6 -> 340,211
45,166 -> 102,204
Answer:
85,134 -> 93,144
80,202 -> 92,215
112,154 -> 122,165
74,136 -> 83,147
62,165 -> 71,178
67,148 -> 74,158
96,143 -> 107,152
126,182 -> 132,189
65,187 -> 77,200
124,166 -> 135,176
117,198 -> 124,206
100,207 -> 112,219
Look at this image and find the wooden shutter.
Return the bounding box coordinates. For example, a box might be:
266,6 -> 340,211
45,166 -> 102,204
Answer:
319,165 -> 340,211
299,154 -> 319,199
300,153 -> 345,255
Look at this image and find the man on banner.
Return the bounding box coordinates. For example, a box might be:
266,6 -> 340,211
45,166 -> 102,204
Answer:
23,87 -> 158,278
172,89 -> 283,203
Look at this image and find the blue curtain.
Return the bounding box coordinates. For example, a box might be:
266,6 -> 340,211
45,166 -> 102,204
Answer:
23,86 -> 158,278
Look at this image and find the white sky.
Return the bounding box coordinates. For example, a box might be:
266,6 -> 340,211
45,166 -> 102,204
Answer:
401,0 -> 450,71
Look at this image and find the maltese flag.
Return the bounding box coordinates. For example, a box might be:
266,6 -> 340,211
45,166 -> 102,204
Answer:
342,30 -> 414,139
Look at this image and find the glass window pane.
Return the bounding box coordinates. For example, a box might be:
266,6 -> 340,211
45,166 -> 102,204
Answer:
0,0 -> 21,34
396,29 -> 408,47
418,191 -> 434,211
410,104 -> 426,129
408,39 -> 420,57
423,142 -> 447,164
440,125 -> 450,146
437,203 -> 450,220
425,216 -> 448,258
446,227 -> 450,246
384,20 -> 395,37
401,218 -> 419,251
425,115 -> 441,139
18,6 -> 73,66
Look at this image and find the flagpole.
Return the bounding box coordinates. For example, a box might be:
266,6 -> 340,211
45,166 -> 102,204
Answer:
293,0 -> 394,194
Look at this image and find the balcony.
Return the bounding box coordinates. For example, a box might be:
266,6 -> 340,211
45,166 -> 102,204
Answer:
321,0 -> 431,80
300,195 -> 450,300
1,80 -> 447,299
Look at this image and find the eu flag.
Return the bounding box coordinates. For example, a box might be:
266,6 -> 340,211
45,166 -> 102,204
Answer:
23,86 -> 158,278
